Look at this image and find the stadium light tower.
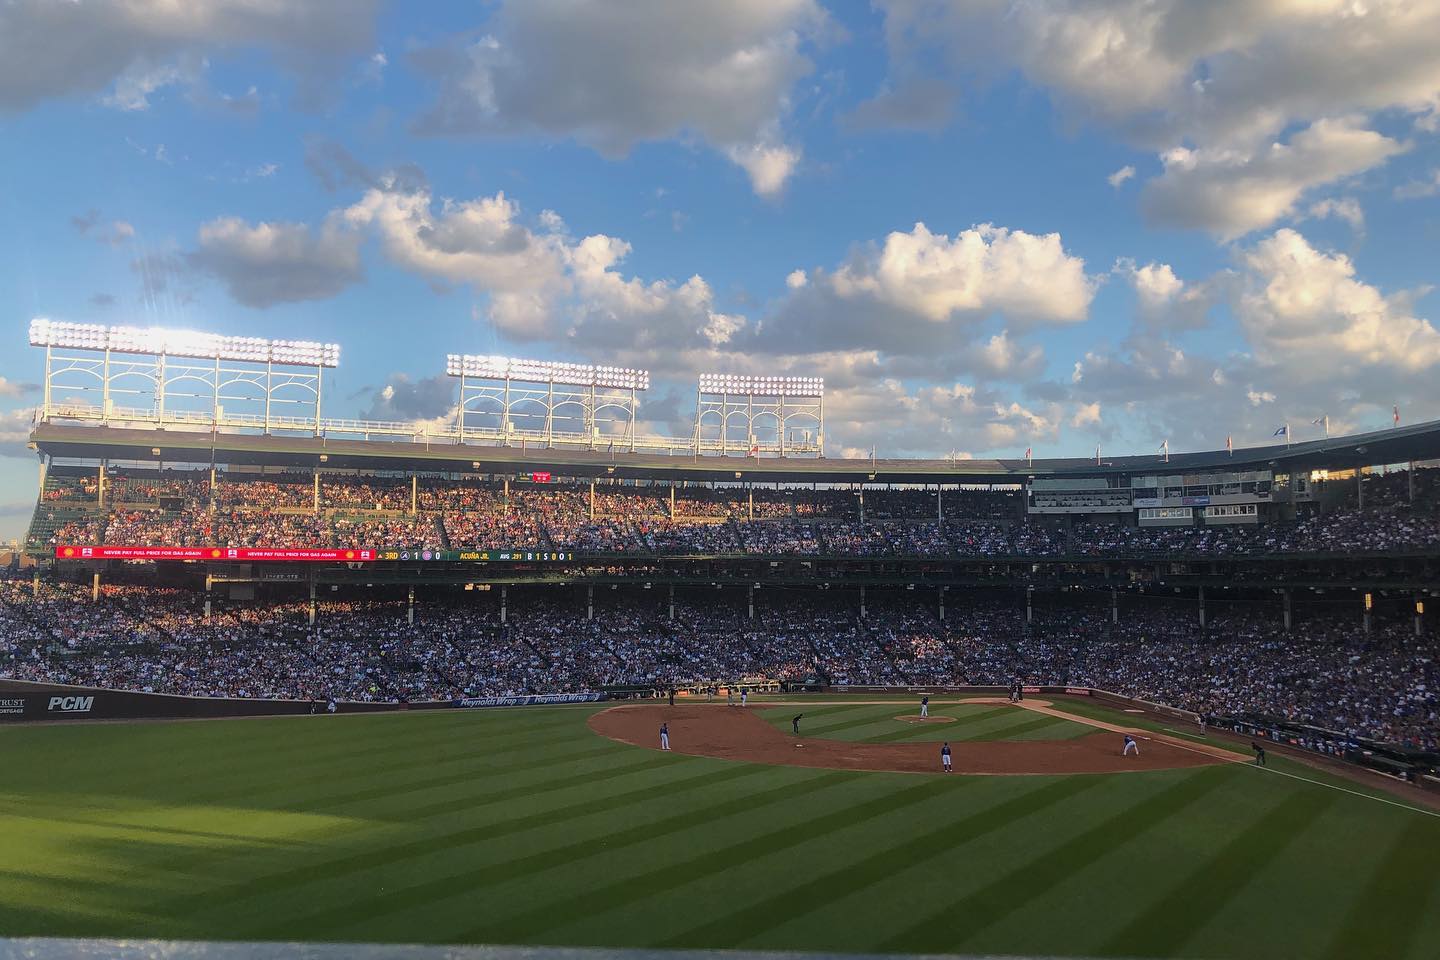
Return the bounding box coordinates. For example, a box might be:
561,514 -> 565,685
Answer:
695,374 -> 824,457
445,354 -> 650,451
29,319 -> 340,435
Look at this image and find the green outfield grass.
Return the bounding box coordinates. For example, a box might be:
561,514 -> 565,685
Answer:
2,700 -> 1438,958
758,701 -> 1096,742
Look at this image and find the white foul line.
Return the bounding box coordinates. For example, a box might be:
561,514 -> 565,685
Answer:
1251,763 -> 1440,819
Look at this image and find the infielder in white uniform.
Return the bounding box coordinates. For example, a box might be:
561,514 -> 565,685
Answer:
1122,734 -> 1140,756
660,723 -> 671,751
920,695 -> 929,718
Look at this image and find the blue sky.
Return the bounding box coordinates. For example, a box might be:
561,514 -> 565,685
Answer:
3,0 -> 1440,539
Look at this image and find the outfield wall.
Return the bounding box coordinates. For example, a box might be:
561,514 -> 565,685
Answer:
0,679 -> 602,723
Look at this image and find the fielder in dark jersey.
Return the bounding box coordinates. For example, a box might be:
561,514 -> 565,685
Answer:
792,714 -> 803,735
941,742 -> 952,772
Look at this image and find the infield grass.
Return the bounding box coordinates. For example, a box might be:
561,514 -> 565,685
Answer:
757,701 -> 1096,742
1,700 -> 1438,958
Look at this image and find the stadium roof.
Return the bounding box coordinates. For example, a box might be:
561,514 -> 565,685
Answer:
28,419 -> 1440,483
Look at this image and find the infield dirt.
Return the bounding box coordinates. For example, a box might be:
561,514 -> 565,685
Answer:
589,700 -> 1240,775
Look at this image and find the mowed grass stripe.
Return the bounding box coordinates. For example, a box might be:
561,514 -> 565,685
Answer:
151,745 -> 661,878
303,740 -> 623,811
5,710 -> 572,803
173,753 -> 722,914
1323,816 -> 1440,960
862,711 -> 1071,744
51,712 -> 592,817
461,774 -> 970,944
953,713 -> 1090,742
656,776 -> 1104,950
877,767 -> 1233,953
271,769 -> 861,938
799,706 -> 928,737
176,714 -> 597,806
805,705 -> 1015,741
759,704 -> 855,723
1098,789 -> 1335,957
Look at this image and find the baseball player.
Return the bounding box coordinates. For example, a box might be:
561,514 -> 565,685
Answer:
941,742 -> 952,772
1251,741 -> 1267,766
920,695 -> 929,718
740,688 -> 748,707
792,714 -> 803,735
660,722 -> 671,751
1122,734 -> 1139,756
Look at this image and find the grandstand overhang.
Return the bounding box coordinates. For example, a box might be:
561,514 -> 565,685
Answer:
27,419 -> 1440,484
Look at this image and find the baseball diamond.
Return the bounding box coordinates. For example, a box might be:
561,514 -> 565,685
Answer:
1,694 -> 1438,959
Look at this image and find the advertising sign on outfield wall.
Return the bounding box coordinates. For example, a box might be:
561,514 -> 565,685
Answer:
449,693 -> 605,709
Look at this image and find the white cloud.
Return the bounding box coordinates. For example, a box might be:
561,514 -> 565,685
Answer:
72,212 -> 136,247
1238,228 -> 1440,374
829,222 -> 1094,326
725,142 -> 801,198
1141,118 -> 1406,239
1115,258 -> 1216,331
343,183 -> 569,335
1394,169 -> 1440,199
872,1 -> 1440,235
1064,226 -> 1440,452
875,0 -> 1440,149
0,0 -> 382,113
1305,197 -> 1365,235
1107,165 -> 1135,188
0,408 -> 37,457
412,0 -> 824,197
819,379 -> 1061,456
785,269 -> 808,289
1071,401 -> 1102,427
976,331 -> 1044,378
102,60 -> 188,111
334,176 -> 747,354
565,233 -> 746,351
189,215 -> 364,308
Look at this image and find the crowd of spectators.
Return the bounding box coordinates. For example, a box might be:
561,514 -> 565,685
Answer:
3,577 -> 1434,750
25,469 -> 1440,557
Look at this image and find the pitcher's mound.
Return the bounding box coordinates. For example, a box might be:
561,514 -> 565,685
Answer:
896,714 -> 956,723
